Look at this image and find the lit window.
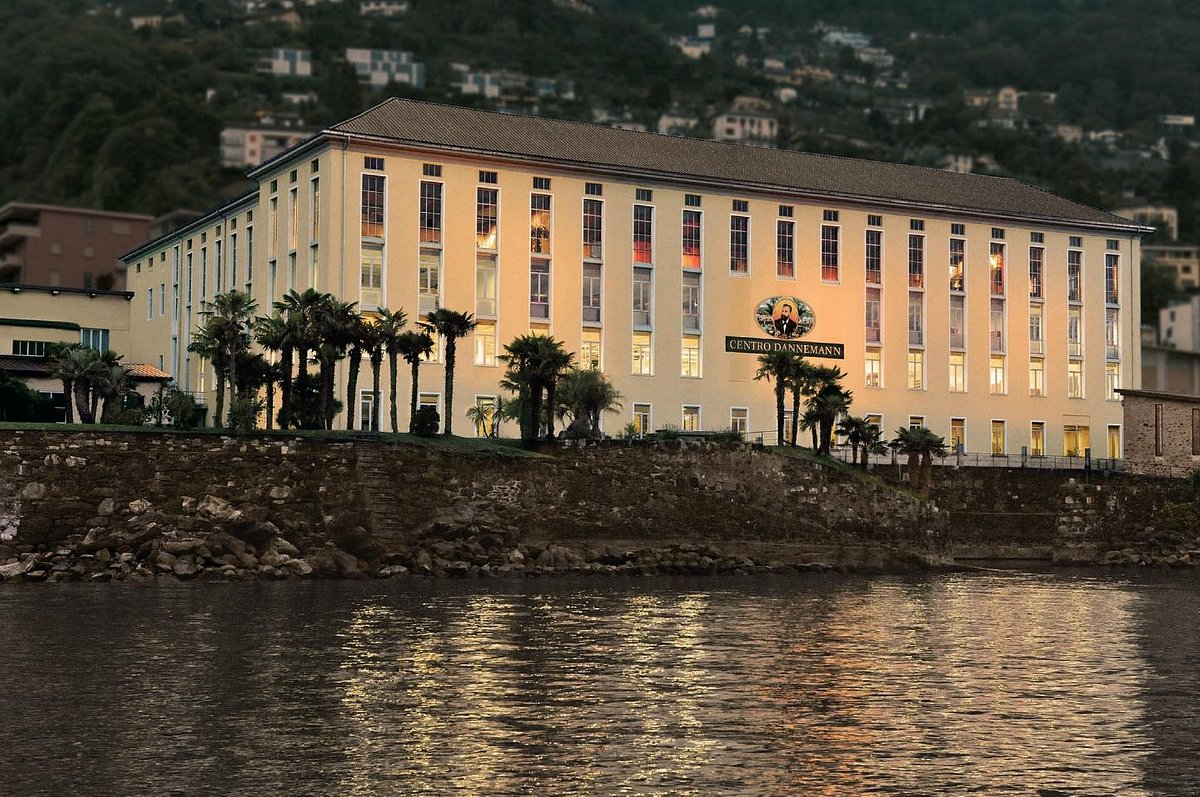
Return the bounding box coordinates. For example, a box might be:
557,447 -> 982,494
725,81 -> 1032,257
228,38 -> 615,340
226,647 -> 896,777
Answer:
1105,253 -> 1120,304
682,210 -> 702,269
1068,306 -> 1083,357
581,328 -> 601,370
681,334 -> 701,378
633,403 -> 651,436
989,355 -> 1005,394
530,258 -> 550,319
1063,424 -> 1090,457
476,188 -> 498,250
777,220 -> 794,277
633,204 -> 654,264
949,237 -> 965,291
583,199 -> 603,260
682,405 -> 701,432
730,215 -> 749,272
1029,304 -> 1044,355
1068,360 -> 1084,398
1030,422 -> 1045,457
419,181 -> 442,244
474,321 -> 496,366
1106,362 -> 1120,400
865,347 -> 881,388
989,242 -> 1005,294
865,229 -> 881,284
907,349 -> 924,390
908,234 -> 924,288
1029,358 -> 1044,397
1029,246 -> 1044,298
632,331 -> 652,375
949,351 -> 965,393
821,225 -> 839,281
361,175 -> 384,238
730,408 -> 748,436
531,194 -> 551,254
991,420 -> 1006,455
1067,250 -> 1082,301
950,419 -> 965,453
1106,308 -> 1120,360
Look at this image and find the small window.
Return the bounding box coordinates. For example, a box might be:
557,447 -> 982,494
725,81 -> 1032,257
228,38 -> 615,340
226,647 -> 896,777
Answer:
585,182 -> 603,196
1107,239 -> 1120,251
823,209 -> 839,222
910,219 -> 925,231
159,251 -> 166,261
991,227 -> 1005,239
1069,236 -> 1082,248
423,164 -> 442,177
310,159 -> 319,173
732,199 -> 749,212
1030,232 -> 1044,243
289,169 -> 297,183
951,223 -> 965,236
636,188 -> 653,202
867,214 -> 882,227
533,176 -> 551,190
201,232 -> 206,243
270,179 -> 278,192
247,210 -> 253,222
364,156 -> 384,171
779,204 -> 794,218
686,194 -> 702,207
479,170 -> 498,184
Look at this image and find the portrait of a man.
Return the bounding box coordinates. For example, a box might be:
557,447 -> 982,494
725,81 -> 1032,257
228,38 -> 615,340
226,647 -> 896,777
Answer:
755,296 -> 814,339
773,301 -> 800,337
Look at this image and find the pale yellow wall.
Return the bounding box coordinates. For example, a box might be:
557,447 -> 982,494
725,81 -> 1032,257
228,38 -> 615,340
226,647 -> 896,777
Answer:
0,289 -> 134,355
124,140 -> 1142,456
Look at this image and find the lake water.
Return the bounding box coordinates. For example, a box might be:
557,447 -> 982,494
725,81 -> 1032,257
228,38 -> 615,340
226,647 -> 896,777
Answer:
0,572 -> 1196,796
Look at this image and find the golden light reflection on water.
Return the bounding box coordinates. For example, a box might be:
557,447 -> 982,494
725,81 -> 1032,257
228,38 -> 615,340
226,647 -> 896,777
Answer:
0,573 -> 1192,795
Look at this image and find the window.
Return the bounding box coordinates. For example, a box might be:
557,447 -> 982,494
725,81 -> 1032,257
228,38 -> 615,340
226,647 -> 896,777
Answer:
477,188 -> 498,250
681,335 -> 701,377
160,282 -> 166,316
1029,304 -> 1044,355
361,175 -> 384,238
1105,253 -> 1120,304
951,223 -> 965,236
11,340 -> 47,357
582,263 -> 601,323
215,240 -> 223,293
731,408 -> 748,437
989,355 -> 1005,394
419,392 -> 440,415
585,182 -> 602,196
1031,422 -> 1045,457
1155,403 -> 1165,456
476,253 -> 497,318
991,227 -> 1005,240
730,215 -> 749,273
908,234 -> 924,288
633,403 -> 651,436
474,321 -> 496,366
472,396 -> 496,437
530,258 -> 550,318
868,214 -> 882,227
361,245 -> 383,310
683,210 -> 703,269
1063,425 -> 1090,457
1068,360 -> 1084,399
633,204 -> 654,264
200,248 -> 207,299
1106,362 -> 1120,400
423,163 -> 442,177
821,225 -> 839,281
1106,308 -> 1120,360
908,416 -> 925,430
358,390 -> 375,431
865,347 -> 881,388
583,199 -> 603,260
632,331 -> 652,375
1110,425 -> 1123,460
581,328 -> 601,370
147,288 -> 153,319
480,170 -> 498,184
1068,250 -> 1082,302
1029,247 -> 1044,298
685,194 -> 701,207
949,351 -> 965,393
309,244 -> 318,289
230,234 -> 238,287
1031,232 -> 1044,243
1029,358 -> 1044,397
679,271 -> 702,332
633,267 -> 652,327
990,299 -> 1005,352
682,405 -> 701,432
991,420 -> 1006,455
419,181 -> 443,244
531,194 -> 551,254
533,176 -> 551,190
949,237 -> 965,291
1068,306 -> 1083,357
288,188 -> 298,250
79,328 -> 110,352
779,204 -> 793,217
865,229 -> 881,284
245,226 -> 254,292
823,209 -> 839,222
1107,239 -> 1120,251
636,188 -> 653,202
414,248 -> 438,312
908,292 -> 923,346
949,295 -> 965,350
950,419 -> 965,453
907,349 -> 924,390
1069,235 -> 1082,248
732,199 -> 749,213
865,288 -> 881,344
990,242 -> 1005,294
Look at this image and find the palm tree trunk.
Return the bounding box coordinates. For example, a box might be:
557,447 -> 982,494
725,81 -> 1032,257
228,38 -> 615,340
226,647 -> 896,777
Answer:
388,351 -> 399,433
214,374 -> 226,429
819,416 -> 834,455
71,379 -> 88,423
442,339 -> 456,435
265,377 -> 275,430
810,425 -> 818,451
371,357 -> 382,432
317,359 -> 329,430
62,378 -> 75,424
346,349 -> 361,431
790,385 -> 800,447
295,345 -> 308,427
279,345 -> 294,428
228,349 -> 238,428
527,384 -> 542,447
544,378 -> 557,440
89,387 -> 100,425
775,381 -> 785,446
920,452 -> 934,496
907,453 -> 919,487
408,359 -> 420,433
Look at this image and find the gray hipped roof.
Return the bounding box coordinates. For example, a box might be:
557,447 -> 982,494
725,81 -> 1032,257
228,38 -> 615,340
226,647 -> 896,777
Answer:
326,98 -> 1140,232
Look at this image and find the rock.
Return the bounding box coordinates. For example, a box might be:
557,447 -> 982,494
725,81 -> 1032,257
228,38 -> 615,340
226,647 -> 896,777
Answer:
507,549 -> 525,564
206,531 -> 247,558
273,537 -> 300,557
234,520 -> 279,545
20,482 -> 46,500
445,561 -> 472,577
0,559 -> 34,580
128,499 -> 153,514
279,557 -> 313,577
152,550 -> 178,572
162,538 -> 207,556
268,486 -> 292,500
197,495 -> 243,524
172,558 -> 199,578
97,498 -> 116,516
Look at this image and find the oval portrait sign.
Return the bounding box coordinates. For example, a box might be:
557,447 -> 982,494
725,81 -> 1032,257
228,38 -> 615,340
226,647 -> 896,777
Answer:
755,296 -> 815,339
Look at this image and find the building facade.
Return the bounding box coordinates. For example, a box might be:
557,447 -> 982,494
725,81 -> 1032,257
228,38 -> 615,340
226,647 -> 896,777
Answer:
1143,244 -> 1199,291
0,203 -> 151,290
122,99 -> 1146,457
1118,389 -> 1200,477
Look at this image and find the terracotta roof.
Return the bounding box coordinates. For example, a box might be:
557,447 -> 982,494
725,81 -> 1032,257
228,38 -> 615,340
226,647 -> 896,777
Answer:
0,357 -> 169,382
126,363 -> 171,381
324,98 -> 1143,232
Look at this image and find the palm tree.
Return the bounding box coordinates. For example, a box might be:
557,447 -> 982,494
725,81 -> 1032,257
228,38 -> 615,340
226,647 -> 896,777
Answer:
54,347 -> 107,424
555,368 -> 622,438
800,406 -> 821,450
187,322 -> 226,428
860,422 -> 887,469
376,307 -> 407,433
315,297 -> 358,429
47,342 -> 85,423
394,330 -> 434,433
465,402 -> 494,437
274,288 -> 326,428
837,415 -> 872,466
253,314 -> 291,430
786,357 -> 819,447
891,426 -> 948,494
810,382 -> 853,455
197,290 -> 257,427
754,351 -> 792,445
343,313 -> 369,431
499,334 -> 572,446
423,308 -> 477,436
95,364 -> 134,424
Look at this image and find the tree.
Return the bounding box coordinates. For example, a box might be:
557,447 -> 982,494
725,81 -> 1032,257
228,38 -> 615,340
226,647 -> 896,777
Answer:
94,363 -> 134,424
891,426 -> 949,495
838,415 -> 873,466
316,297 -> 358,430
499,334 -> 572,446
555,368 -> 622,438
196,290 -> 257,428
47,342 -> 84,424
273,289 -> 326,429
253,314 -> 291,430
377,307 -> 407,433
187,321 -> 227,428
0,372 -> 52,421
423,308 -> 477,436
800,406 -> 821,450
343,313 -> 369,431
809,381 -> 853,455
754,351 -> 792,445
394,330 -> 434,433
50,346 -> 106,424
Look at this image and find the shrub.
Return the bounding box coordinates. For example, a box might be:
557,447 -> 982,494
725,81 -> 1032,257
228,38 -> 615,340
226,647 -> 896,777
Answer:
707,427 -> 744,443
228,395 -> 264,435
412,406 -> 440,437
619,422 -> 641,441
656,424 -> 681,441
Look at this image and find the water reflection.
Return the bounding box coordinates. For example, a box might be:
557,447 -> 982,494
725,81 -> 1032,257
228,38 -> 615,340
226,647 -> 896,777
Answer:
0,573 -> 1195,795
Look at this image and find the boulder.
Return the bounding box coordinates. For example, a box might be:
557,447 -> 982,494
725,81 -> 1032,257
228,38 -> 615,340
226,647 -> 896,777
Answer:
152,550 -> 178,572
234,520 -> 280,545
197,495 -> 243,524
206,531 -> 247,558
97,498 -> 116,516
172,558 -> 200,578
162,538 -> 208,556
0,559 -> 34,580
279,557 -> 313,577
128,499 -> 153,514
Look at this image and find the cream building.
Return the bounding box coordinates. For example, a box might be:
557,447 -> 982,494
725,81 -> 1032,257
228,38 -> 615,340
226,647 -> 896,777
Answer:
122,99 -> 1147,457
